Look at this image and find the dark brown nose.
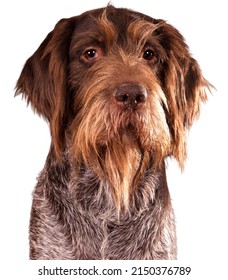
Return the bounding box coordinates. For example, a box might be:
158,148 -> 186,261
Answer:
114,84 -> 147,110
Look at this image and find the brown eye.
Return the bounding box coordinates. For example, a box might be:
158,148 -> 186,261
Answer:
83,49 -> 98,60
143,49 -> 155,61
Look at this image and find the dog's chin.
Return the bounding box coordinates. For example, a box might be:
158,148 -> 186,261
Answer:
115,122 -> 142,146
108,109 -> 148,147
109,109 -> 169,155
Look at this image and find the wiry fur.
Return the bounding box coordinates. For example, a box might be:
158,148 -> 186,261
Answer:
16,6 -> 211,259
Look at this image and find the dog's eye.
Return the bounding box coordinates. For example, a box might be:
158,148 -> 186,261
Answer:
143,49 -> 155,61
83,49 -> 98,60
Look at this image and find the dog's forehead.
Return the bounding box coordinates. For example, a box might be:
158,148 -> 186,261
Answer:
72,7 -> 158,40
73,12 -> 101,35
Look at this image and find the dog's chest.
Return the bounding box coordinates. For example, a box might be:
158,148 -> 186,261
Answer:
73,203 -> 154,259
68,170 -> 157,259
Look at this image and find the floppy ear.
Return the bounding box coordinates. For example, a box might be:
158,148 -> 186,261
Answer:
158,22 -> 212,167
15,17 -> 76,158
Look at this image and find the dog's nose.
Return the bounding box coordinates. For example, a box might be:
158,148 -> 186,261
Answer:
114,84 -> 147,110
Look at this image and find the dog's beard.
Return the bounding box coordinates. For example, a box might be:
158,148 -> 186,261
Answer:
70,127 -> 150,213
70,92 -> 171,213
104,136 -> 144,212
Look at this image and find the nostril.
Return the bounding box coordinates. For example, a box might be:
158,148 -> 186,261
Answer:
115,93 -> 129,103
136,92 -> 146,103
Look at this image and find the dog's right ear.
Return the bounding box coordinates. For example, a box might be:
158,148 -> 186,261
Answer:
15,18 -> 76,158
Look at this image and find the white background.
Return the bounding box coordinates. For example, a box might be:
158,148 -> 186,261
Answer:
0,0 -> 227,278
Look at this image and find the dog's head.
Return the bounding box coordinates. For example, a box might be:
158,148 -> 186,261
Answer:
16,6 -> 211,210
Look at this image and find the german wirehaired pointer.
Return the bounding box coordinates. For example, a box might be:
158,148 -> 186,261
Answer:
16,6 -> 211,259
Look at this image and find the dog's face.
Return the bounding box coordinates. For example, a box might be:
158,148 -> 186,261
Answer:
16,6 -> 210,210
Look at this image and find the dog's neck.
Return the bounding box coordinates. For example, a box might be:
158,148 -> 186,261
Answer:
45,143 -> 167,217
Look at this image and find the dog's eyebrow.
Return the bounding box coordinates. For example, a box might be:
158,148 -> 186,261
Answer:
128,20 -> 163,45
70,19 -> 116,54
70,34 -> 105,57
73,32 -> 102,43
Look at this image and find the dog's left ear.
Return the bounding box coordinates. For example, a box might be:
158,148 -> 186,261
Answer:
15,18 -> 76,158
157,22 -> 212,166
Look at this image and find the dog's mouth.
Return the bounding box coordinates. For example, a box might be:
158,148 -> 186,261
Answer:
112,108 -> 150,148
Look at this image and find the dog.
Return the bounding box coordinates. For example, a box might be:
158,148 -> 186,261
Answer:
16,5 -> 211,259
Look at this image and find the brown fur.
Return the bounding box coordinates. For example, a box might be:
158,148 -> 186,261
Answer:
16,5 -> 211,259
